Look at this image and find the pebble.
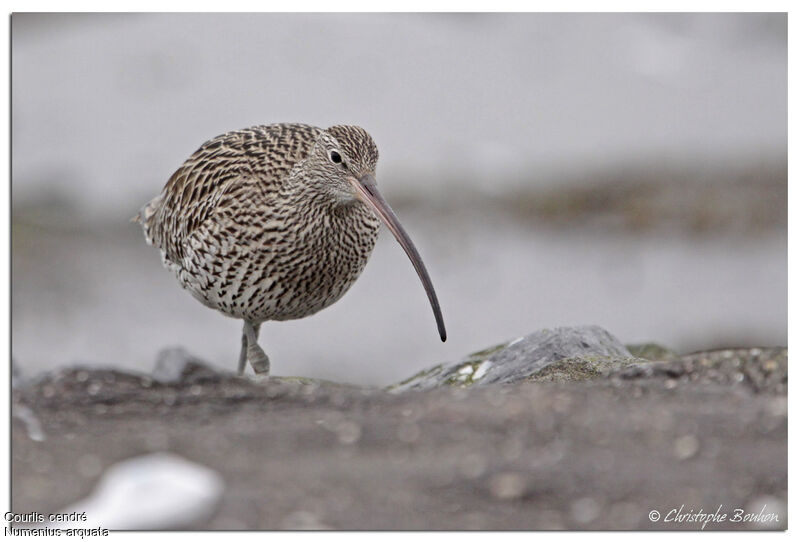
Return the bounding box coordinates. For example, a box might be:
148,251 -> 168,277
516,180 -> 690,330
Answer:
744,495 -> 786,529
768,397 -> 787,417
570,497 -> 601,524
487,472 -> 526,500
13,405 -> 46,442
47,452 -> 225,529
281,510 -> 331,530
674,434 -> 700,460
162,390 -> 177,406
335,420 -> 361,445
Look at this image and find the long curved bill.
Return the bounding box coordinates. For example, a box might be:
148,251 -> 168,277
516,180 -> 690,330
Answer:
350,173 -> 447,342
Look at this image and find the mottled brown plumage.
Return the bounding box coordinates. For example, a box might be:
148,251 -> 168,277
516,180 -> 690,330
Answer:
137,123 -> 445,375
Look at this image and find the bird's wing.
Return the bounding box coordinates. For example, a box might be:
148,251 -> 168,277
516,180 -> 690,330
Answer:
143,123 -> 321,264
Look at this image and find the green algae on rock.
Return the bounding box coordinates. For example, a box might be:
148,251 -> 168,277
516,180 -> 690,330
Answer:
625,343 -> 681,362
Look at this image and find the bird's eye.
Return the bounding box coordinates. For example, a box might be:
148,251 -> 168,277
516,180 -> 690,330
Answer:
330,151 -> 342,164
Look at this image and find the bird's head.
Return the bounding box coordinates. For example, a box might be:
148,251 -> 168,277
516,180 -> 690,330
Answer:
304,124 -> 447,342
305,125 -> 379,204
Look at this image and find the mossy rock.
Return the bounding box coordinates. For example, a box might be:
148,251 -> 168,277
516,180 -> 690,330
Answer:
393,325 -> 638,390
527,356 -> 638,383
625,343 -> 680,362
387,364 -> 444,392
464,342 -> 508,361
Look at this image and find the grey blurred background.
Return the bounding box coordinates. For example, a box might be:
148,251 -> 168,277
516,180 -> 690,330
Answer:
11,13 -> 787,386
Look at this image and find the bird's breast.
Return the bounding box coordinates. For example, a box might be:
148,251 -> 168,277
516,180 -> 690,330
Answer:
255,200 -> 381,321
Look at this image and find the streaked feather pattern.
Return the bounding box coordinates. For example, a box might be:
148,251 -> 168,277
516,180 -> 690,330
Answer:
139,123 -> 381,322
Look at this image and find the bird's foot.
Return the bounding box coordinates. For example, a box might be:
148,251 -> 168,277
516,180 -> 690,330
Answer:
246,343 -> 271,376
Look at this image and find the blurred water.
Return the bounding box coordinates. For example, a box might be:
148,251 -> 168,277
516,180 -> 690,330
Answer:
10,13 -> 787,385
11,215 -> 786,386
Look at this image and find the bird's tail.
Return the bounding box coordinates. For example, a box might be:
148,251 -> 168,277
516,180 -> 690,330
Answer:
132,193 -> 164,246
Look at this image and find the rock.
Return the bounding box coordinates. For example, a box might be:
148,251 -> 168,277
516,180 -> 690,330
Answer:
625,342 -> 681,361
527,357 -> 637,383
612,347 -> 787,394
10,334 -> 787,530
392,325 -> 639,390
14,367 -> 161,408
47,452 -> 224,530
11,404 -> 45,442
152,347 -> 227,384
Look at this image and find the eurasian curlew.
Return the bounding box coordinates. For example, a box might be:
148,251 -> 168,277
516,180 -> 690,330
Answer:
135,123 -> 446,376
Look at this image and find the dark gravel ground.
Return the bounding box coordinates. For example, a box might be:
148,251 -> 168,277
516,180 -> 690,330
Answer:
11,347 -> 787,530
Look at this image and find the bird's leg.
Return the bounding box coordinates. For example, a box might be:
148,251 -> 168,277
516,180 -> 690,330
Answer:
237,330 -> 248,375
243,320 -> 270,376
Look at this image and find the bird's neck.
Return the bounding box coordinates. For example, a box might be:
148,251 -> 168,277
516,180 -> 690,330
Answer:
281,171 -> 370,223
